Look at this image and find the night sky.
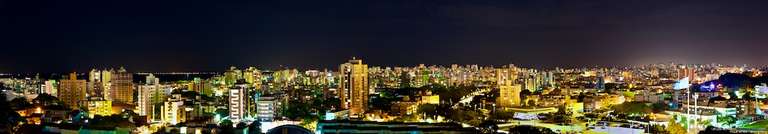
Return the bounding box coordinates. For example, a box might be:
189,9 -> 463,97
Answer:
2,0 -> 768,72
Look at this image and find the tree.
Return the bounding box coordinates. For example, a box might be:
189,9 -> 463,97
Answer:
248,121 -> 261,134
219,119 -> 234,134
9,97 -> 31,110
0,93 -> 22,133
650,103 -> 667,113
300,116 -> 319,131
611,102 -> 652,115
717,115 -> 736,128
33,93 -> 64,106
697,119 -> 712,128
281,100 -> 312,120
479,121 -> 499,134
699,126 -> 732,134
622,91 -> 635,100
667,120 -> 687,134
418,104 -> 438,117
236,122 -> 248,130
508,126 -> 555,134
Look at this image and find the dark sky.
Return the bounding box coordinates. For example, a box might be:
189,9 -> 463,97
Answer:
2,0 -> 767,72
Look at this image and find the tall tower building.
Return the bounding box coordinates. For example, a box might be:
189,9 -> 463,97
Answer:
88,69 -> 107,98
59,72 -> 87,110
229,81 -> 249,123
678,66 -> 696,83
138,74 -> 162,122
523,69 -> 541,92
90,69 -> 113,100
339,58 -> 369,118
224,67 -> 243,86
43,80 -> 58,96
496,66 -> 521,107
188,77 -> 209,95
89,69 -> 101,83
244,67 -> 263,92
110,67 -> 134,104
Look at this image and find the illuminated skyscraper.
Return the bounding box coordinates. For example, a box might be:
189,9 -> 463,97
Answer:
90,69 -> 113,99
496,66 -> 521,107
678,66 -> 696,83
339,58 -> 369,118
188,77 -> 210,95
138,74 -> 162,122
244,67 -> 262,87
224,67 -> 243,85
229,81 -> 249,123
523,69 -> 541,92
58,72 -> 87,110
110,67 -> 134,104
89,69 -> 101,83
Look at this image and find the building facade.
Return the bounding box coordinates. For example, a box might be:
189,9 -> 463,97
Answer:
496,67 -> 521,107
257,96 -> 276,122
110,67 -> 134,104
58,73 -> 87,110
339,58 -> 369,118
138,74 -> 163,122
228,82 -> 248,123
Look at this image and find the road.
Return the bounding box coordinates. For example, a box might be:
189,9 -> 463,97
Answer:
452,88 -> 491,109
498,120 -> 587,133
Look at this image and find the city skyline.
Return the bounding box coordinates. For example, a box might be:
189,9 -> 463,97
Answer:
0,61 -> 758,75
2,57 -> 767,133
3,0 -> 768,133
3,0 -> 768,72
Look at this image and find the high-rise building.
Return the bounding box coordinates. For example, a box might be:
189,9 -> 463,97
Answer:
188,77 -> 210,95
58,72 -> 87,110
42,80 -> 58,96
496,67 -> 521,107
678,66 -> 696,83
339,58 -> 369,118
87,81 -> 104,98
244,67 -> 262,87
89,69 -> 101,83
90,69 -> 113,98
229,81 -> 249,123
145,73 -> 159,85
162,93 -> 184,125
110,67 -> 134,104
523,69 -> 541,92
225,67 -> 243,85
138,74 -> 162,122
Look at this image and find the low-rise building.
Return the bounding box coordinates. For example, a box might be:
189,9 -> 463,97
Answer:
257,96 -> 276,122
390,101 -> 418,116
84,97 -> 112,118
